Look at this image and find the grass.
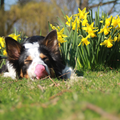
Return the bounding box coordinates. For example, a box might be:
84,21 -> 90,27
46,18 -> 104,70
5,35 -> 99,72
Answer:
0,70 -> 120,120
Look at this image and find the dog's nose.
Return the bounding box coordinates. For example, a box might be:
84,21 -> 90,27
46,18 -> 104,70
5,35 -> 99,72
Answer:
34,64 -> 48,79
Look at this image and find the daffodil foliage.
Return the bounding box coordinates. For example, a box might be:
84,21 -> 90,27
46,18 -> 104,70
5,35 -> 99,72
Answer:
50,8 -> 120,69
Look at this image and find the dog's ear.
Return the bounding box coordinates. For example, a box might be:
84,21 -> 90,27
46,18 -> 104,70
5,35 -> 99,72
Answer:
5,37 -> 22,60
42,30 -> 59,52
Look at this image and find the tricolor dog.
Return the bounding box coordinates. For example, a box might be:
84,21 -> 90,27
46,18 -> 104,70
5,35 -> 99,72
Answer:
0,30 -> 72,80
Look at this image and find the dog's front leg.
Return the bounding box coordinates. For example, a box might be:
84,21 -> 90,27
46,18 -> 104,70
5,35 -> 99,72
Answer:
3,61 -> 16,79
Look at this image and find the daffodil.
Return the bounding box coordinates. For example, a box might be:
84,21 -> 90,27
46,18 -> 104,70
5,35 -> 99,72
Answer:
78,35 -> 90,46
50,24 -> 60,31
98,25 -> 112,35
50,24 -> 67,45
100,16 -> 105,24
52,28 -> 68,43
3,49 -> 7,56
72,17 -> 80,31
50,24 -> 67,44
116,34 -> 120,42
65,15 -> 72,26
57,34 -> 67,43
100,36 -> 113,48
114,36 -> 117,42
111,16 -> 118,28
82,14 -> 88,26
100,15 -> 111,25
0,37 -> 5,47
105,15 -> 112,26
100,20 -> 103,23
76,8 -> 89,20
0,37 -> 4,42
116,16 -> 120,28
8,33 -> 20,41
82,22 -> 98,37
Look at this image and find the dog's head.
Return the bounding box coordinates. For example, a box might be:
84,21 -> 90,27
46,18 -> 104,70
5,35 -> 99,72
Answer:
5,30 -> 66,79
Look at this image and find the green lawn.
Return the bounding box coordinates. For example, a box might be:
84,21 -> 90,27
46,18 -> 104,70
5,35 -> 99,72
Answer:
0,70 -> 120,120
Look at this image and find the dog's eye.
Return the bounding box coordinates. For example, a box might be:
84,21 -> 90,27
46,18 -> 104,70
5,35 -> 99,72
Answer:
24,56 -> 32,64
42,57 -> 49,61
24,60 -> 32,64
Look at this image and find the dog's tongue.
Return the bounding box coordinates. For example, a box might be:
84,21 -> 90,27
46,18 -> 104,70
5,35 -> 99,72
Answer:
34,64 -> 48,79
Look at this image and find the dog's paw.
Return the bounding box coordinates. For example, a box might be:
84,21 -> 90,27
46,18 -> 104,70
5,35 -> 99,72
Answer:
62,66 -> 73,79
3,72 -> 16,79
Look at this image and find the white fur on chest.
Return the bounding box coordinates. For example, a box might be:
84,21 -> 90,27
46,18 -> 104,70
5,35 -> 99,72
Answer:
3,61 -> 16,79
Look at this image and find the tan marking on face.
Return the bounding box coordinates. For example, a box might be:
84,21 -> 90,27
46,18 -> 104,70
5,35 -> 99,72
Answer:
20,69 -> 23,78
49,68 -> 55,78
20,69 -> 29,79
24,72 -> 29,79
24,56 -> 32,64
40,53 -> 47,59
40,53 -> 49,61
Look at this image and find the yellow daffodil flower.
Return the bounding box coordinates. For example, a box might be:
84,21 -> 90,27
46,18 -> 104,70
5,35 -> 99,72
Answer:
117,34 -> 120,42
72,17 -> 80,31
0,37 -> 5,47
98,25 -> 112,35
8,33 -> 20,41
50,26 -> 67,45
57,28 -> 67,43
57,34 -> 67,43
78,35 -> 90,46
65,15 -> 72,27
116,16 -> 120,28
82,22 -> 98,37
50,24 -> 67,45
114,36 -> 117,42
89,32 -> 97,38
3,49 -> 7,56
82,14 -> 88,26
111,17 -> 118,28
0,37 -> 4,42
100,36 -> 113,48
0,39 -> 4,47
50,24 -> 60,32
102,16 -> 104,18
76,8 -> 89,20
50,24 -> 57,30
100,16 -> 105,24
100,20 -> 103,23
105,15 -> 112,26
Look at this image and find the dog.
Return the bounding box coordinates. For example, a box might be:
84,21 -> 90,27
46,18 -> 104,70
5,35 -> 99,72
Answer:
0,30 -> 72,80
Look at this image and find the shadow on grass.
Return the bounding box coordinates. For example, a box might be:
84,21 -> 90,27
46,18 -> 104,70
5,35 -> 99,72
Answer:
75,70 -> 84,76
